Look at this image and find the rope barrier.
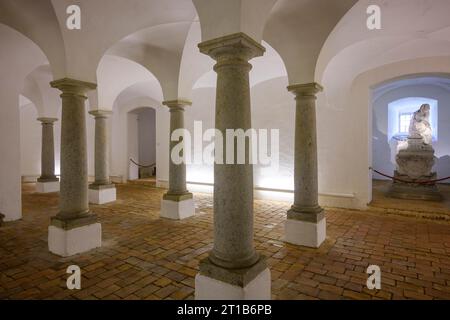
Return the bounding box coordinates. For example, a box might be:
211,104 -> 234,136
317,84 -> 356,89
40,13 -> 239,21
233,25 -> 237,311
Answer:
370,167 -> 450,185
129,158 -> 156,168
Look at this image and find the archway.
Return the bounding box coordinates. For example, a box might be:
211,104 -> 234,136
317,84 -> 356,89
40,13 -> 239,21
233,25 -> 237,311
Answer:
369,73 -> 450,212
127,107 -> 157,181
0,23 -> 50,221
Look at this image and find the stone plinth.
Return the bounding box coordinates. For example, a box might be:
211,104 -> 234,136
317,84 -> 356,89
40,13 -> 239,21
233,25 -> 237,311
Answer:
388,138 -> 442,201
285,215 -> 326,248
195,256 -> 271,300
160,193 -> 195,220
36,181 -> 60,193
48,214 -> 101,257
89,184 -> 116,205
48,223 -> 101,257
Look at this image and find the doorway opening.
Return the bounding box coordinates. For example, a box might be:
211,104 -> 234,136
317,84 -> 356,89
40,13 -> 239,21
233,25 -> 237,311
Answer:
370,75 -> 450,216
127,107 -> 156,182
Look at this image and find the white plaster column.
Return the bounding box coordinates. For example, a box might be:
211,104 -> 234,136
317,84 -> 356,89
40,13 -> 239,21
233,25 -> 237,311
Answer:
36,117 -> 60,193
88,110 -> 116,205
160,100 -> 195,220
195,33 -> 271,300
48,78 -> 101,257
285,83 -> 326,248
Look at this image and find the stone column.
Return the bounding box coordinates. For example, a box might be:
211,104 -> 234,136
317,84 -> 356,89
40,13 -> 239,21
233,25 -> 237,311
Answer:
285,83 -> 326,248
88,110 -> 116,204
195,33 -> 270,300
160,100 -> 195,220
48,78 -> 101,257
36,117 -> 59,193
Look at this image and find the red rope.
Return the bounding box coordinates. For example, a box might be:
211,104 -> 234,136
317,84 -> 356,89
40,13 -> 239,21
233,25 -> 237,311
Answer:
370,167 -> 450,185
129,158 -> 156,168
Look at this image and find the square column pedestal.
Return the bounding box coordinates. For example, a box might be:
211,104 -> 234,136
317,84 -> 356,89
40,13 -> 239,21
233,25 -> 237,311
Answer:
89,184 -> 116,204
195,257 -> 271,300
285,210 -> 326,248
160,193 -> 195,220
48,215 -> 102,257
36,180 -> 60,193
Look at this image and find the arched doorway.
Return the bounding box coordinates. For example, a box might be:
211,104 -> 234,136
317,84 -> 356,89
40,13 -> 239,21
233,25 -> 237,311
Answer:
127,107 -> 157,181
370,73 -> 450,213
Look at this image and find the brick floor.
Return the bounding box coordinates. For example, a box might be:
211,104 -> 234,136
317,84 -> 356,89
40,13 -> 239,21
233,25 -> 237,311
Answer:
1,183 -> 450,300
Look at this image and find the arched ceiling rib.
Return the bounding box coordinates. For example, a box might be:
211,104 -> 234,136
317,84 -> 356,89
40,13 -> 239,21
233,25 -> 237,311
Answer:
0,0 -> 66,80
95,55 -> 163,111
106,22 -> 193,101
1,0 -> 198,83
317,0 -> 450,109
372,75 -> 450,104
264,0 -> 357,85
50,0 -> 197,83
113,81 -> 164,112
5,0 -> 450,113
193,0 -> 278,42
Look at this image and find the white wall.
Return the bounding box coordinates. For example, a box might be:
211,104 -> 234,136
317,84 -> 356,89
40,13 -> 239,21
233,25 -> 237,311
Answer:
127,113 -> 139,180
0,24 -> 48,221
373,84 -> 450,180
186,74 -> 371,205
20,104 -> 41,177
0,86 -> 22,221
185,87 -> 215,184
185,76 -> 294,192
251,77 -> 294,191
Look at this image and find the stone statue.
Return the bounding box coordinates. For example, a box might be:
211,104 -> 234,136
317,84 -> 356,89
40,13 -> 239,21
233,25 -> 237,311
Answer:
388,103 -> 441,201
409,104 -> 432,145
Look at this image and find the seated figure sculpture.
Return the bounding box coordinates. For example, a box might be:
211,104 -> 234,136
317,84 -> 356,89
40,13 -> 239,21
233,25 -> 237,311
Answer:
409,104 -> 432,145
388,104 -> 442,201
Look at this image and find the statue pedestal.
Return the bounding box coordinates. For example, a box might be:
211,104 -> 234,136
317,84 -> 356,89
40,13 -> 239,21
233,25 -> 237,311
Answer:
388,138 -> 442,201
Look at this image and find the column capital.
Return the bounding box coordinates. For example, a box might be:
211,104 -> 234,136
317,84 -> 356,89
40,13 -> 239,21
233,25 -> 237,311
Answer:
162,99 -> 192,110
50,78 -> 97,96
88,110 -> 112,118
37,117 -> 58,124
287,82 -> 323,98
198,32 -> 265,61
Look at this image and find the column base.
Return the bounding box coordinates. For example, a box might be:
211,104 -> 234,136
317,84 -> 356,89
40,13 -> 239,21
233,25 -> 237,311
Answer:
195,257 -> 271,300
285,216 -> 326,248
89,184 -> 116,204
160,193 -> 195,220
36,180 -> 60,193
48,215 -> 102,257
